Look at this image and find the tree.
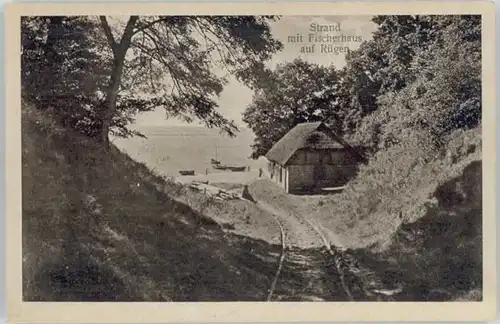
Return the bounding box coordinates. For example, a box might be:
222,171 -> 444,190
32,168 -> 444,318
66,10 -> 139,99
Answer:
388,16 -> 480,140
336,41 -> 383,135
243,58 -> 341,158
96,15 -> 282,145
22,16 -> 111,137
338,15 -> 441,137
21,16 -> 283,145
339,15 -> 481,150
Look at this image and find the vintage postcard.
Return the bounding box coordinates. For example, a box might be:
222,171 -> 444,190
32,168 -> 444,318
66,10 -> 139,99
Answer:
4,1 -> 496,323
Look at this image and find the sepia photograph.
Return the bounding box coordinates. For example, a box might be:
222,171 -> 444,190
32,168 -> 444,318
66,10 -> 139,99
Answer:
4,1 -> 496,323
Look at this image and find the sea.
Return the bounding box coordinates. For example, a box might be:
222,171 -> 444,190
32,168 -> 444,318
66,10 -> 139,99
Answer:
113,125 -> 264,178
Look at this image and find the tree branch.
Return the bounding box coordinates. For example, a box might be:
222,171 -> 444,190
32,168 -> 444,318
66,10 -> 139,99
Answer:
130,40 -> 189,97
121,16 -> 139,48
99,16 -> 117,55
195,18 -> 242,63
132,17 -> 170,36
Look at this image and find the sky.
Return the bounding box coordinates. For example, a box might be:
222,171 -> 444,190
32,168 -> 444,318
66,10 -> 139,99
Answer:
133,15 -> 377,128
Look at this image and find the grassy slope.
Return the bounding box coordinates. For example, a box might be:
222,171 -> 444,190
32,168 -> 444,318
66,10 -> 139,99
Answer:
22,104 -> 288,301
262,127 -> 482,251
164,182 -> 284,246
349,157 -> 482,301
331,127 -> 483,300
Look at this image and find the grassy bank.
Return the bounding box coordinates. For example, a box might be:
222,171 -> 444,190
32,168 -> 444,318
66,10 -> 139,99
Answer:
329,128 -> 482,250
22,103 -> 286,301
319,127 -> 483,300
348,157 -> 482,301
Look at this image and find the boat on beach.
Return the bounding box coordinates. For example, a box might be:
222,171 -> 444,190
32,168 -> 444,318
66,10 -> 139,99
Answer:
210,144 -> 246,172
213,164 -> 246,172
211,145 -> 221,166
227,166 -> 246,172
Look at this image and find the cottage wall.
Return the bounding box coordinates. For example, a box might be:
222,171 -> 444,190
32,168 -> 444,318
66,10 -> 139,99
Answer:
287,165 -> 357,192
286,148 -> 359,193
267,161 -> 287,191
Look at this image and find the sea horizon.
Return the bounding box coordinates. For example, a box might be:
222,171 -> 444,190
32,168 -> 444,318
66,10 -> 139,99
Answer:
113,124 -> 263,178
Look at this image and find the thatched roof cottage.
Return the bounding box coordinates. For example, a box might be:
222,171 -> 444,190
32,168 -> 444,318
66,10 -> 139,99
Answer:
264,122 -> 365,194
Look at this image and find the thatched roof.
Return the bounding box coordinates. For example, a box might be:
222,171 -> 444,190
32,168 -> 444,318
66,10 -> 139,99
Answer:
265,122 -> 347,165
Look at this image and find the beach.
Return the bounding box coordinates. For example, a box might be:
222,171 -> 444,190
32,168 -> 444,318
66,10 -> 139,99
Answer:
112,125 -> 265,179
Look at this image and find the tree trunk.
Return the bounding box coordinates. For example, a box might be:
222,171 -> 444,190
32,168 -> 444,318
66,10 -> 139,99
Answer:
100,55 -> 126,145
98,16 -> 138,146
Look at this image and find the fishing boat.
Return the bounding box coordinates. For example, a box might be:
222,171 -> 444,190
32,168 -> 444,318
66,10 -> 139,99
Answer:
179,170 -> 195,176
227,166 -> 246,172
213,164 -> 228,170
211,144 -> 221,165
210,144 -> 246,172
213,164 -> 246,172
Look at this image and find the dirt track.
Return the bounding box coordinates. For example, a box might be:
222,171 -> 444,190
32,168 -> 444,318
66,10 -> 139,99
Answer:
255,199 -> 325,248
247,179 -> 346,247
166,178 -> 403,301
247,184 -> 356,300
244,179 -> 405,301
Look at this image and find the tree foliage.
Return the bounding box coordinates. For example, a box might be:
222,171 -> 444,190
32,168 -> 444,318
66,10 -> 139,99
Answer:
243,15 -> 480,161
341,15 -> 481,150
21,15 -> 283,144
327,15 -> 482,244
243,59 -> 341,158
22,17 -> 112,137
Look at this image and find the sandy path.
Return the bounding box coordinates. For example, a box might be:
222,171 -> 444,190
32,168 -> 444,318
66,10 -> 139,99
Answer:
248,186 -> 356,300
248,179 -> 345,249
254,200 -> 324,249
